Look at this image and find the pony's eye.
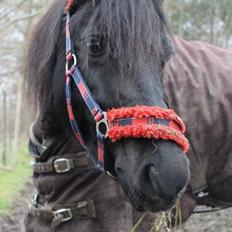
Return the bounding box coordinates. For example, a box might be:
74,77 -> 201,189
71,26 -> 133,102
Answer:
87,38 -> 105,56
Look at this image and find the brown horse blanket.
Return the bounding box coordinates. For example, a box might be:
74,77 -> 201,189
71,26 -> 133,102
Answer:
164,36 -> 232,195
25,136 -> 158,232
25,37 -> 232,231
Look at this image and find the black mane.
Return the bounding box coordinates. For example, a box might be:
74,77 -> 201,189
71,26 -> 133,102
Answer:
74,0 -> 173,71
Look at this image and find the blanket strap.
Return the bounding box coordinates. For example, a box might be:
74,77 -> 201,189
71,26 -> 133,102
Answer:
30,200 -> 96,227
33,152 -> 95,174
186,137 -> 208,194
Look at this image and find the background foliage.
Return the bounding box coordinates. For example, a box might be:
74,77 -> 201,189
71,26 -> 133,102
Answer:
166,0 -> 232,48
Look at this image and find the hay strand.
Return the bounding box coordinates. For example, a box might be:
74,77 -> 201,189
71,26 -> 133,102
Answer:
129,200 -> 182,232
129,213 -> 148,232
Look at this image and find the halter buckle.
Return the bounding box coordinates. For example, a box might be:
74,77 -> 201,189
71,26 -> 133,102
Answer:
96,112 -> 109,138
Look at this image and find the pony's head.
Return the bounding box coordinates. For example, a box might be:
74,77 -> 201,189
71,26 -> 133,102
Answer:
26,0 -> 190,212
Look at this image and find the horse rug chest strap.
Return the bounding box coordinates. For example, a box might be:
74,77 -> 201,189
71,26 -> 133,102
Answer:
33,152 -> 95,174
30,200 -> 96,225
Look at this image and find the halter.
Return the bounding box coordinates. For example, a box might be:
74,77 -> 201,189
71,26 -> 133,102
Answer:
64,1 -> 189,177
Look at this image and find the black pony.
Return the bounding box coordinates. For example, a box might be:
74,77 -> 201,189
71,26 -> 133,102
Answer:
25,0 -> 190,231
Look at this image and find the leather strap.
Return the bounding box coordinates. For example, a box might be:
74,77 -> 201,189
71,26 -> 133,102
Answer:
33,152 -> 95,174
187,138 -> 208,194
30,200 -> 96,225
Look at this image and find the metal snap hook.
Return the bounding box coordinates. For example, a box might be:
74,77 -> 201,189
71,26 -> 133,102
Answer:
106,171 -> 119,180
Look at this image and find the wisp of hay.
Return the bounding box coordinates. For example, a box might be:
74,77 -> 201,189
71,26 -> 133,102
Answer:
128,200 -> 182,232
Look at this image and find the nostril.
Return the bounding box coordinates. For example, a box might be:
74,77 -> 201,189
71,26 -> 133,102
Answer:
148,165 -> 186,198
148,166 -> 160,178
142,166 -> 159,198
147,166 -> 159,188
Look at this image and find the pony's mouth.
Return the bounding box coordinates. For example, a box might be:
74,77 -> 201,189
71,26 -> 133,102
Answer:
127,187 -> 176,213
117,170 -> 177,212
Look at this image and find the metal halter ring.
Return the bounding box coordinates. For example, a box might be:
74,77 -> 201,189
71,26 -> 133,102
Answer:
66,53 -> 77,71
96,112 -> 109,138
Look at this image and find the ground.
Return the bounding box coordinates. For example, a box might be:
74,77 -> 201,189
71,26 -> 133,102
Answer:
183,207 -> 232,232
0,182 -> 232,232
0,181 -> 33,232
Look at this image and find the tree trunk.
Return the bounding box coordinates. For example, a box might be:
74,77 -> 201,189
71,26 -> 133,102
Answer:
12,83 -> 22,170
12,0 -> 35,170
2,91 -> 7,166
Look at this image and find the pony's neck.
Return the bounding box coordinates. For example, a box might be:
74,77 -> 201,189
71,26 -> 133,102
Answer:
32,109 -> 79,159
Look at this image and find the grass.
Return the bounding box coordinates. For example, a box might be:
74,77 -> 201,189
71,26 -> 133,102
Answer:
0,144 -> 32,216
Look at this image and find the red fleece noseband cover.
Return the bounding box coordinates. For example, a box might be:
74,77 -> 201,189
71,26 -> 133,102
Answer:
106,106 -> 189,153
